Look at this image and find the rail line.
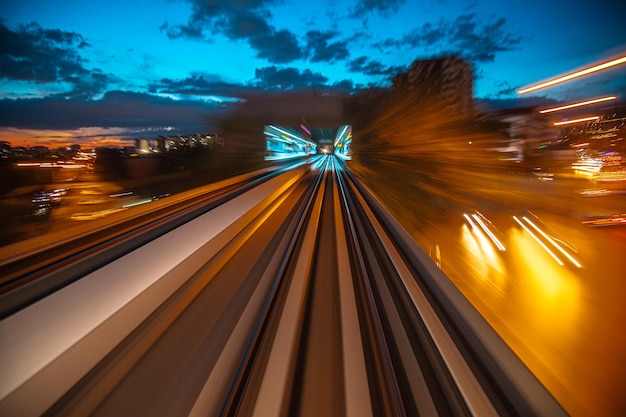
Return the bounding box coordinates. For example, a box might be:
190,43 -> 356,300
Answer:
0,155 -> 567,416
0,162 -> 308,318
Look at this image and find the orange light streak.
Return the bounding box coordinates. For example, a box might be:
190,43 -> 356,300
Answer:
539,96 -> 617,113
553,116 -> 600,126
517,56 -> 626,94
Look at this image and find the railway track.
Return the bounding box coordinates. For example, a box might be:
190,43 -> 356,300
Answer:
0,155 -> 567,416
0,163 -> 301,318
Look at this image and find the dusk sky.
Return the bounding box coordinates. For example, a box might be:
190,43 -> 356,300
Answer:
1,0 -> 625,148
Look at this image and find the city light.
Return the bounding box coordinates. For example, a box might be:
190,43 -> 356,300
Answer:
539,96 -> 617,113
553,116 -> 600,126
517,55 -> 626,94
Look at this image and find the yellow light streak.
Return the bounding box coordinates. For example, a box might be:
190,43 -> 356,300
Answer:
513,216 -> 564,266
472,214 -> 506,251
539,96 -> 617,113
553,116 -> 599,126
517,56 -> 626,94
461,221 -> 505,280
463,213 -> 476,228
522,217 -> 582,268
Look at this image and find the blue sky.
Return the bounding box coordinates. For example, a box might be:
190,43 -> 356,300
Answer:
1,0 -> 625,147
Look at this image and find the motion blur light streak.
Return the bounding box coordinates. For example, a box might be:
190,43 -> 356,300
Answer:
472,213 -> 506,251
464,213 -> 506,252
553,116 -> 600,126
300,124 -> 311,135
463,213 -> 478,228
109,192 -> 133,198
122,199 -> 153,208
522,216 -> 582,268
572,157 -> 603,173
538,96 -> 617,113
508,229 -> 580,309
513,216 -> 564,266
461,224 -> 505,286
265,125 -> 318,160
517,55 -> 626,94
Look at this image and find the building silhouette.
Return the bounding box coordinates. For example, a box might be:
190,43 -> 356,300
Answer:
391,56 -> 474,114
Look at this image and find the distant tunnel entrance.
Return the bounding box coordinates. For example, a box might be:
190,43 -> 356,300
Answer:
264,124 -> 352,160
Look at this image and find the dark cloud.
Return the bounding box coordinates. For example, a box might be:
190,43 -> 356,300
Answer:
247,28 -> 301,63
328,79 -> 356,93
253,66 -> 329,90
0,66 -> 355,134
159,22 -> 205,41
0,21 -> 113,98
149,73 -> 261,98
151,68 -> 357,99
492,80 -> 517,97
351,0 -> 406,16
162,0 -> 303,64
0,91 -> 226,132
377,13 -> 522,63
305,31 -> 350,63
347,56 -> 407,77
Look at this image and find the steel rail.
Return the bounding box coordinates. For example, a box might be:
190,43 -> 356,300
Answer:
340,166 -> 499,416
341,162 -> 569,417
213,158 -> 328,417
0,167 -> 310,417
0,156 -> 569,417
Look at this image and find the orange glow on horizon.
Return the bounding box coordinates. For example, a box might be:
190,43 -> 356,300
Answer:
517,55 -> 626,94
0,127 -> 134,149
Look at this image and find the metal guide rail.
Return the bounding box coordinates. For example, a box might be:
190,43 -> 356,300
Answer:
0,155 -> 567,416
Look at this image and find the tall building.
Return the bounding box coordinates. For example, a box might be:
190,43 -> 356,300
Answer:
391,56 -> 474,114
